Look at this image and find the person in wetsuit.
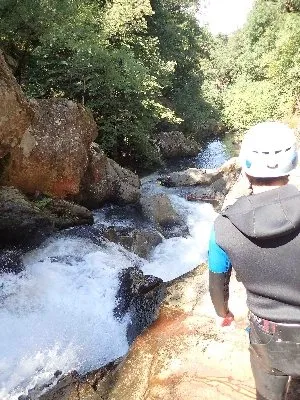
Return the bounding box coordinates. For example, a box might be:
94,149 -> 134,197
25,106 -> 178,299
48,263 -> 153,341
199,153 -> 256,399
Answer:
208,121 -> 300,400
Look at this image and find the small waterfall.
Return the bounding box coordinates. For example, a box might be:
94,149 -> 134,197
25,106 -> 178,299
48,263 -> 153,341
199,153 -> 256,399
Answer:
0,139 -> 229,400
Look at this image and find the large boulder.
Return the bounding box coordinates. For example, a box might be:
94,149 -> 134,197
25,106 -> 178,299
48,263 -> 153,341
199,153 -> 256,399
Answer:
0,186 -> 54,249
158,168 -> 221,187
157,131 -> 200,159
77,143 -> 140,208
140,194 -> 183,230
185,158 -> 242,211
101,226 -> 163,259
0,51 -> 33,159
3,98 -> 98,198
0,187 -> 93,254
34,197 -> 94,229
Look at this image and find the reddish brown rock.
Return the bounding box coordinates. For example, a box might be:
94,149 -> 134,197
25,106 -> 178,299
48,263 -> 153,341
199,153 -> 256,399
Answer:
0,51 -> 33,158
4,99 -> 98,198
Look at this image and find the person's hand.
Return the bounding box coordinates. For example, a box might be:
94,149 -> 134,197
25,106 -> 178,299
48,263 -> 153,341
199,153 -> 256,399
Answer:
215,311 -> 235,327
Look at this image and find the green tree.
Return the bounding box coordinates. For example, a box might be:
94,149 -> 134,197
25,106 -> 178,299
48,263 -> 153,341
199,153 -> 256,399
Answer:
203,0 -> 300,132
1,0 -> 218,169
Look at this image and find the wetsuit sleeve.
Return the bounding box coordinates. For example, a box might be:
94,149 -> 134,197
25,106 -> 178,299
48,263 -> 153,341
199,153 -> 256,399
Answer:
208,228 -> 232,317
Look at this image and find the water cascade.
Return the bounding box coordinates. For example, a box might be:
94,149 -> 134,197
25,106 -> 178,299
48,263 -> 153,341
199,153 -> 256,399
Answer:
0,139 -> 230,400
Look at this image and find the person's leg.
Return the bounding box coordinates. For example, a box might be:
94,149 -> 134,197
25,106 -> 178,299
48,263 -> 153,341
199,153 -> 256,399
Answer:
250,352 -> 289,400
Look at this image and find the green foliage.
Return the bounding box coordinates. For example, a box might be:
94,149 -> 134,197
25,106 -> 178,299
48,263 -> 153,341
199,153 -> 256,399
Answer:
33,197 -> 53,210
222,79 -> 293,130
0,0 -> 217,170
202,0 -> 300,134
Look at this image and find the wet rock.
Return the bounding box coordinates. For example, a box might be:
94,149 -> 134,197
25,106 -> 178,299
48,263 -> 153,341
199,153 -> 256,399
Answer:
4,98 -> 98,198
20,370 -> 63,400
157,131 -> 200,159
114,266 -> 164,344
0,186 -> 54,249
37,359 -> 122,400
77,143 -> 140,208
159,168 -> 221,187
0,51 -> 33,160
184,157 -> 241,211
34,198 -> 94,229
0,248 -> 23,273
0,187 -> 94,250
63,225 -> 105,247
114,266 -> 163,318
101,226 -> 163,259
127,278 -> 165,344
140,194 -> 182,228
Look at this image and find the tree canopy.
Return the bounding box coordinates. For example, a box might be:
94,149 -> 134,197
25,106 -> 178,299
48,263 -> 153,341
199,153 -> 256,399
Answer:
203,0 -> 300,133
0,0 -> 218,170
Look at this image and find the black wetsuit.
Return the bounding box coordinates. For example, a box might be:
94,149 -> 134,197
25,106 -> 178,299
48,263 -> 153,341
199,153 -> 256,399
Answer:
208,184 -> 300,400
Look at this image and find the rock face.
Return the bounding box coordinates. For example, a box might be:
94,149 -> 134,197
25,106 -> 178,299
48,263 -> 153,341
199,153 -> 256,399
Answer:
4,98 -> 98,198
36,262 -> 300,400
37,265 -> 257,400
77,143 -> 141,208
157,131 -> 200,159
0,51 -> 33,159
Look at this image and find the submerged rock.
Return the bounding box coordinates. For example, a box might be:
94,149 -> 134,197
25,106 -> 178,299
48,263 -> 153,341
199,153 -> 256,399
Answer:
0,248 -> 23,273
140,194 -> 182,228
140,194 -> 189,238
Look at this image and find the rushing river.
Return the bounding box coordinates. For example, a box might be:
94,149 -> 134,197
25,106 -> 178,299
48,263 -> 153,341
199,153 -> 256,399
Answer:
0,139 -> 232,400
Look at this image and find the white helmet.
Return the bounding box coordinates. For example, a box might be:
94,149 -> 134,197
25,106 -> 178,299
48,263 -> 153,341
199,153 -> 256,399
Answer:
239,121 -> 298,178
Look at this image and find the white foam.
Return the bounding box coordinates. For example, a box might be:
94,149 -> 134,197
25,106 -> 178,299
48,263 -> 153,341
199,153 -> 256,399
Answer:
142,196 -> 217,280
0,238 -> 131,400
0,197 -> 216,400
